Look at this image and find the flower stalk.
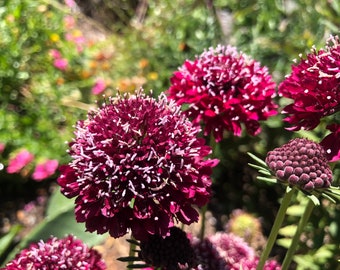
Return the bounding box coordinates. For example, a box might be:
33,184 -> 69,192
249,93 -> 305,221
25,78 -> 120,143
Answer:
256,186 -> 296,270
281,198 -> 315,270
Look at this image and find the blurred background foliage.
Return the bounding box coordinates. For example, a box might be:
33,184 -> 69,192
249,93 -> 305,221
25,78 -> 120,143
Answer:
0,0 -> 339,268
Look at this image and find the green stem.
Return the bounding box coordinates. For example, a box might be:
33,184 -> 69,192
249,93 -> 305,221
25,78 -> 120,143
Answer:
256,187 -> 296,270
199,204 -> 207,241
281,198 -> 315,270
128,237 -> 136,267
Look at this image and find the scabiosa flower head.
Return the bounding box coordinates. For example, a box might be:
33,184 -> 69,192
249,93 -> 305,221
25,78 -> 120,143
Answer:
266,138 -> 333,191
57,90 -> 218,240
167,44 -> 278,142
139,226 -> 196,270
7,149 -> 34,174
320,124 -> 340,162
1,235 -> 106,270
192,232 -> 281,270
278,35 -> 340,131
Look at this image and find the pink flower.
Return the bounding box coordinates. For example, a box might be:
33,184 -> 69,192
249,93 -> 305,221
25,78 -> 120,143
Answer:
57,90 -> 218,240
64,0 -> 76,8
32,159 -> 59,181
92,78 -> 106,95
2,235 -> 106,270
278,35 -> 340,131
320,124 -> 340,162
64,15 -> 76,29
167,44 -> 277,142
0,143 -> 5,154
54,58 -> 68,71
49,49 -> 61,59
192,232 -> 281,270
7,149 -> 34,174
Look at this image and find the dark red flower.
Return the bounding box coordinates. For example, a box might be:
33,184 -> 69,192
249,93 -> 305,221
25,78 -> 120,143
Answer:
266,138 -> 333,191
1,235 -> 106,270
167,45 -> 277,141
139,226 -> 196,270
320,124 -> 340,162
279,35 -> 340,131
57,90 -> 218,240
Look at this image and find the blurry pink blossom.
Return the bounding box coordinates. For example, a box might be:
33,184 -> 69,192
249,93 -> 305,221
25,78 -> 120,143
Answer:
49,49 -> 61,59
54,58 -> 68,71
32,159 -> 59,181
7,150 -> 34,174
91,78 -> 106,95
65,31 -> 86,52
0,143 -> 5,154
64,0 -> 76,8
64,15 -> 76,29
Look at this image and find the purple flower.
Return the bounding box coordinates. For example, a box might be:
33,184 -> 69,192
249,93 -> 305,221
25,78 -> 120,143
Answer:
266,138 -> 333,191
7,149 -> 34,174
192,232 -> 281,270
167,45 -> 277,141
57,90 -> 218,240
1,235 -> 106,270
278,35 -> 340,131
32,159 -> 59,181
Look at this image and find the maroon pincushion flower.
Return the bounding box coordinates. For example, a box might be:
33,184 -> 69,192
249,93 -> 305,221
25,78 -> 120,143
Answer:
266,138 -> 333,191
139,226 -> 196,269
2,235 -> 106,270
320,124 -> 340,162
278,35 -> 340,131
167,44 -> 278,142
57,90 -> 218,240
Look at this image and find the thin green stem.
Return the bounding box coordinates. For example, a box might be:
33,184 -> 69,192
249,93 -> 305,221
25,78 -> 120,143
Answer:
256,187 -> 296,270
199,204 -> 207,241
128,237 -> 136,267
281,198 -> 315,270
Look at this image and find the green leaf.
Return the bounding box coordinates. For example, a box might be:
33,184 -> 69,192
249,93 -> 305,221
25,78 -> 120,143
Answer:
286,205 -> 306,216
257,176 -> 278,184
306,193 -> 320,206
117,256 -> 141,262
278,224 -> 297,237
127,264 -> 151,269
0,224 -> 22,259
276,238 -> 292,249
247,152 -> 268,167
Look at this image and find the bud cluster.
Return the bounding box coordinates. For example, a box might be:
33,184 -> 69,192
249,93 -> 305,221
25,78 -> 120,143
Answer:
266,138 -> 333,191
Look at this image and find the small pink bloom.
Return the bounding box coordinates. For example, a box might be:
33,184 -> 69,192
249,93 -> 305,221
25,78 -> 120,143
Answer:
320,124 -> 340,162
0,143 -> 5,154
54,58 -> 68,71
49,49 -> 61,59
64,15 -> 76,29
64,0 -> 76,8
92,78 -> 106,95
32,159 -> 59,181
7,150 -> 34,174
